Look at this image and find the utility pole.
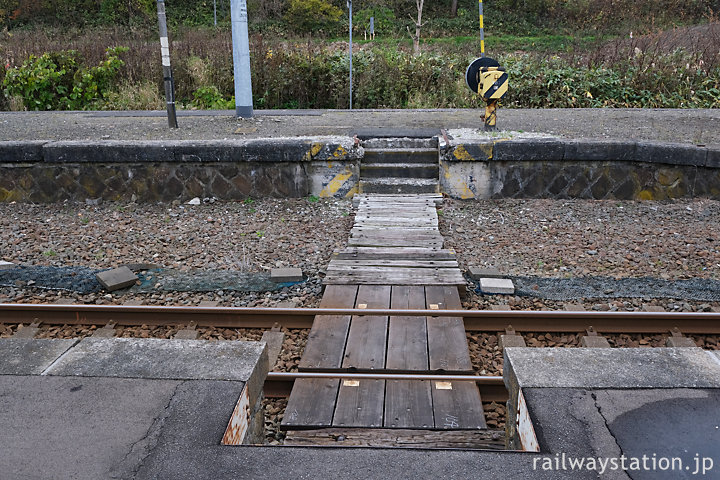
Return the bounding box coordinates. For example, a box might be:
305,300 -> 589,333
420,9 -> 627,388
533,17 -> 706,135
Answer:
231,0 -> 253,118
348,0 -> 353,109
156,0 -> 178,128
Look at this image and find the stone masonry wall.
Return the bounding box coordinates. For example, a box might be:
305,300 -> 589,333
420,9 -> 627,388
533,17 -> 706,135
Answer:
441,137 -> 720,200
0,138 -> 362,203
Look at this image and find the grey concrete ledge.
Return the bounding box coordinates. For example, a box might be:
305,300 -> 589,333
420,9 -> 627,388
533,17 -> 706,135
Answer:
0,137 -> 363,164
504,347 -> 720,389
44,337 -> 268,383
0,338 -> 78,375
442,136 -> 718,168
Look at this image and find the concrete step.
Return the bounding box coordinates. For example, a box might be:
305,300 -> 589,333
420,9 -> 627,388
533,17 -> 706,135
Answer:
363,148 -> 438,164
360,162 -> 438,179
362,137 -> 438,149
360,178 -> 438,194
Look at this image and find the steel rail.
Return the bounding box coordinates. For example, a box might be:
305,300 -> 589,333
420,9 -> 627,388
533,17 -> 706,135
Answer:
1,303 -> 719,333
263,372 -> 508,402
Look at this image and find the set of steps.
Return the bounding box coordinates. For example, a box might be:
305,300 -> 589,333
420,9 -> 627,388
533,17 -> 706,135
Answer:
359,138 -> 439,194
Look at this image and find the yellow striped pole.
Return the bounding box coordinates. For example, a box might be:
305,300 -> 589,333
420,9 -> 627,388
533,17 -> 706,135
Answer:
478,0 -> 485,57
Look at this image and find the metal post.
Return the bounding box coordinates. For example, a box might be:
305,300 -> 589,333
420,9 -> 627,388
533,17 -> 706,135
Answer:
231,0 -> 254,118
478,0 -> 485,57
156,0 -> 178,128
214,0 -> 217,26
348,0 -> 353,109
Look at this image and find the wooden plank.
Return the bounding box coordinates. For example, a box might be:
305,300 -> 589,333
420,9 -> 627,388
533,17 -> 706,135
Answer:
348,238 -> 444,248
325,266 -> 465,285
299,316 -> 350,370
342,285 -> 391,370
335,247 -> 455,260
325,270 -> 463,283
281,378 -> 340,429
425,286 -> 473,373
285,428 -> 504,449
330,259 -> 458,269
332,379 -> 385,427
299,285 -> 358,370
384,380 -> 433,428
386,286 -> 428,371
351,229 -> 442,238
431,380 -> 486,430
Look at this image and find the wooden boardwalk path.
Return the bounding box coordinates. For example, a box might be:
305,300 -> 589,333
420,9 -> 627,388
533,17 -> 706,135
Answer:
282,194 -> 487,446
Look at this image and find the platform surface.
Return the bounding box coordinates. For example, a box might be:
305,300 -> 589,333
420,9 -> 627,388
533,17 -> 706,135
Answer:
504,347 -> 720,479
0,337 -> 269,480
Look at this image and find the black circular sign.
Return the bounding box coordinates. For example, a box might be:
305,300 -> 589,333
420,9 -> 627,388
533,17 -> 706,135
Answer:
465,56 -> 500,93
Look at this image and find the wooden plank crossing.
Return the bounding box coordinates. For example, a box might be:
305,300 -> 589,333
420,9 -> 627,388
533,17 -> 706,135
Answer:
282,194 -> 487,439
325,194 -> 464,290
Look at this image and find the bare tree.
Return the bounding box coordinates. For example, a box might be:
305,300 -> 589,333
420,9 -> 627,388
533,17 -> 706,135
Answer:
408,0 -> 425,56
451,0 -> 458,18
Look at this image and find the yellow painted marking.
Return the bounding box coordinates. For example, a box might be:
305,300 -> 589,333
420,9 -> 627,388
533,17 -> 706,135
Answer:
319,166 -> 354,198
344,185 -> 359,198
442,162 -> 475,199
311,143 -> 323,157
453,145 -> 474,161
333,146 -> 348,158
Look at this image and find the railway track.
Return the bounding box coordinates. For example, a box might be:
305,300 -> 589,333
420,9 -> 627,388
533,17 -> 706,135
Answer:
3,303 -> 718,404
2,303 -> 720,333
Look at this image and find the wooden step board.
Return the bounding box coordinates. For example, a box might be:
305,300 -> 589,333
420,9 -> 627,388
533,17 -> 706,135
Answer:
285,428 -> 505,449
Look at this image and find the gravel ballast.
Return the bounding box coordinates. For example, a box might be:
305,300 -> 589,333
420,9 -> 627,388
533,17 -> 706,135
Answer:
2,196 -> 720,445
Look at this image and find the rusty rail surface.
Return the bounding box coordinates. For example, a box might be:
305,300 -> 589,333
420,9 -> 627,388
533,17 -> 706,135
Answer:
1,304 -> 719,333
2,303 -> 720,333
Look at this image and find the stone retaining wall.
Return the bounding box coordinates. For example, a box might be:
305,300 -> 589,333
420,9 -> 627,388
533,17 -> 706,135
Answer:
0,138 -> 361,202
440,137 -> 720,200
2,136 -> 720,202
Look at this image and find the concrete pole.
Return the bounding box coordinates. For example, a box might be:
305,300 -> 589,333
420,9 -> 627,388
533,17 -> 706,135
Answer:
231,0 -> 253,118
156,0 -> 178,128
348,0 -> 352,110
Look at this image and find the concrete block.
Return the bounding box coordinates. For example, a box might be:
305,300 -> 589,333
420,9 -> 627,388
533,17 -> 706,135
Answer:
12,324 -> 39,339
91,326 -> 117,338
706,146 -> 720,168
468,266 -> 502,280
173,328 -> 199,340
95,266 -> 137,291
479,278 -> 514,294
0,260 -> 16,270
271,267 -> 303,283
198,300 -> 219,307
260,330 -> 285,368
0,338 -> 77,375
499,334 -> 526,350
666,336 -> 697,348
563,303 -> 586,311
504,347 -> 720,389
45,338 -> 269,399
490,304 -> 510,311
642,305 -> 666,312
580,335 -> 611,348
493,139 -> 565,162
635,141 -> 707,167
0,140 -> 46,163
563,139 -> 636,162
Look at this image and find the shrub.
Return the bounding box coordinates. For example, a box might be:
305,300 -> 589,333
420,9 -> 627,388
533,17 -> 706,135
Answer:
2,46 -> 128,110
284,0 -> 342,35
